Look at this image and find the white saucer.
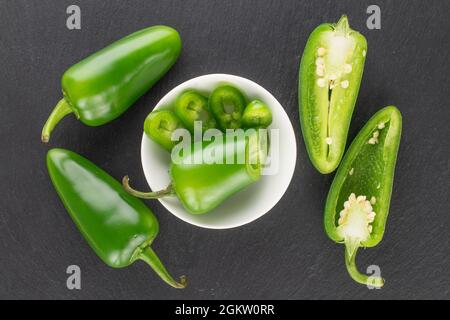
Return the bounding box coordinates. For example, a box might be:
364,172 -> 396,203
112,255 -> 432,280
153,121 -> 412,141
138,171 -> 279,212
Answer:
141,74 -> 297,229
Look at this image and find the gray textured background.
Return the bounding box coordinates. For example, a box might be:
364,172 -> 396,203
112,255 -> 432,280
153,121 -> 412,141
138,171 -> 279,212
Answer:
1,0 -> 449,299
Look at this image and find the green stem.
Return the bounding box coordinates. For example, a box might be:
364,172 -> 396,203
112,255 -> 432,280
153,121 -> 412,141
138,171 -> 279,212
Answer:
122,175 -> 174,199
138,246 -> 187,289
344,243 -> 384,288
335,14 -> 350,35
41,98 -> 73,143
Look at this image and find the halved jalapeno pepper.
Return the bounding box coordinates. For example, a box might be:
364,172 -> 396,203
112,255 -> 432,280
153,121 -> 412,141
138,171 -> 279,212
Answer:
174,90 -> 217,132
324,106 -> 402,287
299,15 -> 367,173
209,85 -> 246,131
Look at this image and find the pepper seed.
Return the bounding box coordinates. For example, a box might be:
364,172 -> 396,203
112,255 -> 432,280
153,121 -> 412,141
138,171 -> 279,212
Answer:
325,137 -> 333,145
317,47 -> 326,56
340,80 -> 349,89
317,78 -> 326,87
357,195 -> 366,202
343,64 -> 352,73
316,57 -> 325,66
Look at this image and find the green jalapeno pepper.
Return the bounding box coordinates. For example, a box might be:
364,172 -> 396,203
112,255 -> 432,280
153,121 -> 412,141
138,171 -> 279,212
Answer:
174,90 -> 217,132
209,85 -> 246,131
299,15 -> 367,173
46,148 -> 186,289
42,25 -> 182,143
144,110 -> 186,151
123,133 -> 262,214
242,100 -> 273,129
324,106 -> 402,287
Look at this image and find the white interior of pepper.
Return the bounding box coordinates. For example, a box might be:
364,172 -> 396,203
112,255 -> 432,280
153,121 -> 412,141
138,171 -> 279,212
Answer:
315,31 -> 356,156
337,193 -> 375,243
335,120 -> 390,243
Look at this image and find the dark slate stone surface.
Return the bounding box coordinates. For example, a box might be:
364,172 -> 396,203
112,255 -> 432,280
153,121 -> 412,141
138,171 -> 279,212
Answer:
0,0 -> 448,299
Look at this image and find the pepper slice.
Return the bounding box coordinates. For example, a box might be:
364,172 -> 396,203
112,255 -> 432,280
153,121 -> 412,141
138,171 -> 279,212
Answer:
242,100 -> 273,129
209,85 -> 246,131
174,90 -> 217,132
144,110 -> 186,151
123,133 -> 262,214
42,25 -> 181,143
47,148 -> 186,289
324,106 -> 402,287
299,15 -> 367,173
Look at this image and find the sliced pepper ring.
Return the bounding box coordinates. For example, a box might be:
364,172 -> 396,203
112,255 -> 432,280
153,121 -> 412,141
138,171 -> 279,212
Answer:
174,90 -> 217,132
144,109 -> 186,151
209,85 -> 247,131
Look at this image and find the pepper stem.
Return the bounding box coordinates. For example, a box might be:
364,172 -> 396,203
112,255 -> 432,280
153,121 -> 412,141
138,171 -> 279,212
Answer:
138,246 -> 187,289
41,98 -> 73,143
335,14 -> 350,35
122,175 -> 174,199
344,241 -> 384,288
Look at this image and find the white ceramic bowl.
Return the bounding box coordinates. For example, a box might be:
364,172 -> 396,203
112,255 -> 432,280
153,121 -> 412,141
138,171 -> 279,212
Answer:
141,74 -> 296,229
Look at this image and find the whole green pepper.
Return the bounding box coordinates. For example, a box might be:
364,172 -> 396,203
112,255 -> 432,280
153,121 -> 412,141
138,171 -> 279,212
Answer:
324,106 -> 402,287
123,133 -> 262,214
174,90 -> 217,132
144,110 -> 186,151
46,148 -> 186,289
299,15 -> 367,173
242,100 -> 273,129
209,85 -> 247,131
42,25 -> 182,143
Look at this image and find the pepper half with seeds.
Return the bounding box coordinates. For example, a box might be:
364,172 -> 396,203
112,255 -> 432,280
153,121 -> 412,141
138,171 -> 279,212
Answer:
299,15 -> 367,173
324,106 -> 402,287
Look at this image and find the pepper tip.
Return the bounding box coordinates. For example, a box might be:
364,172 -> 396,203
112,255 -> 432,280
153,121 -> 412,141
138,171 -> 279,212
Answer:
177,275 -> 188,289
367,276 -> 385,289
41,134 -> 50,143
335,14 -> 351,34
